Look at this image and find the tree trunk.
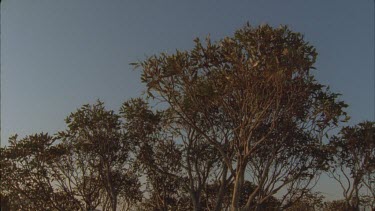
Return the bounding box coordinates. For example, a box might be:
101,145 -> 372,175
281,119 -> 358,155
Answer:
231,163 -> 245,211
190,191 -> 201,211
111,197 -> 117,211
214,164 -> 228,211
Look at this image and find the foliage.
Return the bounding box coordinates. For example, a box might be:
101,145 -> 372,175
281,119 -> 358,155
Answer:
285,191 -> 324,211
323,200 -> 348,211
57,101 -> 142,211
134,23 -> 347,210
1,102 -> 142,211
1,133 -> 81,210
328,121 -> 375,210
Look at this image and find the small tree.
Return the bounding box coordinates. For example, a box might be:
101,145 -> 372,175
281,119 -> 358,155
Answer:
328,121 -> 375,211
50,136 -> 103,211
323,200 -> 348,211
0,133 -> 82,210
285,191 -> 324,211
57,101 -> 142,211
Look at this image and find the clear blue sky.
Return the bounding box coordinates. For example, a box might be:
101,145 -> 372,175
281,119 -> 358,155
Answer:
1,0 -> 374,200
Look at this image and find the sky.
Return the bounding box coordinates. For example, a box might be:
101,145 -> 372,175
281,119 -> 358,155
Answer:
1,0 -> 374,200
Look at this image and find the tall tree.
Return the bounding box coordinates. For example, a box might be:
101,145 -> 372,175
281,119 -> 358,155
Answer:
134,24 -> 347,210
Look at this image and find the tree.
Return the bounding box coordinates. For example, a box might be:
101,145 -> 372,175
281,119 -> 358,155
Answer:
0,101 -> 142,211
244,121 -> 332,210
203,180 -> 281,211
285,191 -> 324,211
134,24 -> 347,210
121,98 -> 185,210
323,200 -> 348,211
328,121 -> 375,211
56,101 -> 142,211
0,133 -> 81,211
121,98 -> 223,211
49,135 -> 104,211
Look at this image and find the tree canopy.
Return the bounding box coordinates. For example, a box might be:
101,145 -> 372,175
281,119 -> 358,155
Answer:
135,24 -> 348,210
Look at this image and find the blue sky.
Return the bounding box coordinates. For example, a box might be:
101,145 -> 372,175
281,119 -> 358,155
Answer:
1,0 -> 374,200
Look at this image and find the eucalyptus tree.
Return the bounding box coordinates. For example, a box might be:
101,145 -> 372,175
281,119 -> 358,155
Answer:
245,125 -> 326,209
56,101 -> 142,211
284,191 -> 324,211
362,171 -> 375,209
0,133 -> 81,211
203,180 -> 281,211
121,98 -> 224,211
0,102 -> 142,211
323,200 -> 348,211
134,24 -> 348,210
121,98 -> 184,210
50,135 -> 104,211
328,121 -> 375,211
